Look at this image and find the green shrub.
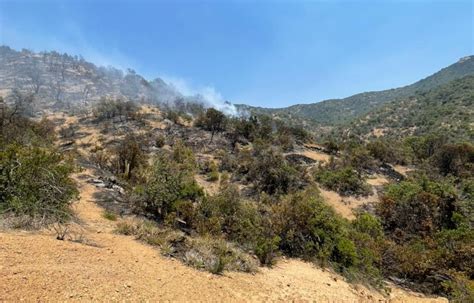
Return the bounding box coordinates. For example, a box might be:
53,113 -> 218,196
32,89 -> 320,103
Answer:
272,188 -> 348,262
431,142 -> 474,177
0,144 -> 78,224
196,184 -> 241,235
349,213 -> 385,286
376,177 -> 457,240
172,140 -> 197,172
207,161 -> 219,182
130,153 -> 203,221
315,166 -> 371,196
247,145 -> 303,195
102,210 -> 117,221
255,235 -> 281,266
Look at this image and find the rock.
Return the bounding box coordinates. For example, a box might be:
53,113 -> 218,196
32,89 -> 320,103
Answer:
112,184 -> 125,195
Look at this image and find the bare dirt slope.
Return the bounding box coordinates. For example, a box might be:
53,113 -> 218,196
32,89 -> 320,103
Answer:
0,168 -> 448,302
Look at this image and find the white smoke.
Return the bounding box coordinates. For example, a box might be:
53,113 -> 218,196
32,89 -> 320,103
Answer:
162,76 -> 237,116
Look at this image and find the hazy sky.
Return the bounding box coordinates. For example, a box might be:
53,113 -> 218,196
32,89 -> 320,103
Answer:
1,0 -> 473,107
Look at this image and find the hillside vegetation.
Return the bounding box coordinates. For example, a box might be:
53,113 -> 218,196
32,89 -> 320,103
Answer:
337,75 -> 474,141
237,55 -> 474,126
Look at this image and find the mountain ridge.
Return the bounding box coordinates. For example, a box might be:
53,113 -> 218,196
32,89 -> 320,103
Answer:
0,45 -> 214,110
236,55 -> 474,126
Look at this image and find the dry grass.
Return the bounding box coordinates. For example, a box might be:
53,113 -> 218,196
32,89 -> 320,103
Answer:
116,218 -> 258,274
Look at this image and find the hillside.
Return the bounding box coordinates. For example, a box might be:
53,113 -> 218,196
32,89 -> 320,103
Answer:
0,107 -> 450,302
237,55 -> 474,126
337,75 -> 474,141
0,46 -> 203,109
1,45 -> 473,302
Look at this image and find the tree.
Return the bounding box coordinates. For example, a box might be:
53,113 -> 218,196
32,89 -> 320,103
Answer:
195,108 -> 227,143
114,134 -> 146,179
24,57 -> 43,95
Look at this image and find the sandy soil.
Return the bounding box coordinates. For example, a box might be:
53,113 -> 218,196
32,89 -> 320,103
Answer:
195,174 -> 221,196
301,149 -> 331,163
392,165 -> 414,177
318,187 -> 379,220
372,128 -> 387,138
367,175 -> 390,186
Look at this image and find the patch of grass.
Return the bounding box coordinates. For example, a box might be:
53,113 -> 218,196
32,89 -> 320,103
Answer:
207,170 -> 219,182
102,210 -> 118,221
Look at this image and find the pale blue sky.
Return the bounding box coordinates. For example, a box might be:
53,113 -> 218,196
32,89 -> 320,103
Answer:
1,0 -> 473,107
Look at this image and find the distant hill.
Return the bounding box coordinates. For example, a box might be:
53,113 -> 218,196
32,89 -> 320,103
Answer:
0,46 -> 204,109
336,75 -> 474,141
236,55 -> 474,126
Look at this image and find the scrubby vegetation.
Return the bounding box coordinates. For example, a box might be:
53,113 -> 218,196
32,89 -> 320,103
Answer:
86,101 -> 470,300
1,102 -> 78,227
340,75 -> 474,142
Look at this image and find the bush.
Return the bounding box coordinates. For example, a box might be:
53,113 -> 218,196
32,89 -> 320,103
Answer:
247,145 -> 303,195
315,166 -> 371,196
272,188 -> 349,263
324,140 -> 340,155
1,111 -> 56,147
343,145 -> 374,171
375,174 -> 474,299
207,162 -> 219,182
195,184 -> 280,266
172,140 -> 197,173
164,110 -> 181,124
196,184 -> 241,235
376,177 -> 457,241
367,139 -> 395,163
130,153 -> 203,221
349,213 -> 385,286
0,144 -> 78,224
431,142 -> 474,177
404,134 -> 447,162
255,234 -> 281,266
